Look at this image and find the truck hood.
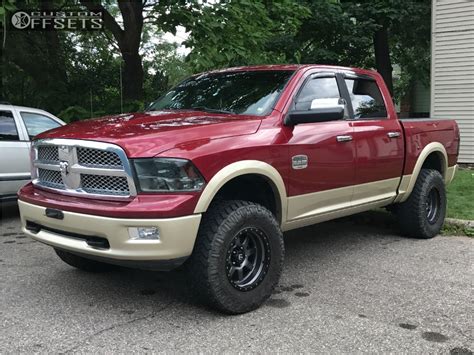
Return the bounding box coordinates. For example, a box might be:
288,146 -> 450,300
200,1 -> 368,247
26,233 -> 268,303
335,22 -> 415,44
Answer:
37,110 -> 262,157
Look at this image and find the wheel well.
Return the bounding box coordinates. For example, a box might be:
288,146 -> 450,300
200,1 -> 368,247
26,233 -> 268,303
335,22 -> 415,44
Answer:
421,152 -> 445,176
213,174 -> 281,223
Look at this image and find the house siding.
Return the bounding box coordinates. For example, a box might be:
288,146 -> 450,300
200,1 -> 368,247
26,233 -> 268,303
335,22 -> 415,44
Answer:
431,0 -> 474,163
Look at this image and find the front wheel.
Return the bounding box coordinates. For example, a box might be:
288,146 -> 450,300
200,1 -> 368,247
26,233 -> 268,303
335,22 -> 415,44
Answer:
187,200 -> 284,314
397,169 -> 446,239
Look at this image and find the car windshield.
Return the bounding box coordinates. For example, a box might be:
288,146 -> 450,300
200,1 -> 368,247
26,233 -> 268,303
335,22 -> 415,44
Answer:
147,70 -> 294,116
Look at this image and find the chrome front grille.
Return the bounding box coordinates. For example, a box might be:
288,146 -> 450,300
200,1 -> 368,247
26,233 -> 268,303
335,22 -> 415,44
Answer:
32,139 -> 136,199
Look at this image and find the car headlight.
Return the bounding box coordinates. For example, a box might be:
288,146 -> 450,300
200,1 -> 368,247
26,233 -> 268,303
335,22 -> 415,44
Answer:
132,158 -> 205,192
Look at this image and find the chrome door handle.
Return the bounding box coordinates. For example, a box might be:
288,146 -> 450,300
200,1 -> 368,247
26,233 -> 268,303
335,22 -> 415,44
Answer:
336,135 -> 353,142
387,131 -> 401,138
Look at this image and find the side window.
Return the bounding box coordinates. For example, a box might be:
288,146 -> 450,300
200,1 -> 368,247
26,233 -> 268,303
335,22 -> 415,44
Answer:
295,77 -> 341,111
0,111 -> 20,141
345,79 -> 387,119
20,112 -> 61,139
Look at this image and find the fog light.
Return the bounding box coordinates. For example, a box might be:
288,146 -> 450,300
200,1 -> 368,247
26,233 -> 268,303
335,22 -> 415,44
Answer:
128,227 -> 160,240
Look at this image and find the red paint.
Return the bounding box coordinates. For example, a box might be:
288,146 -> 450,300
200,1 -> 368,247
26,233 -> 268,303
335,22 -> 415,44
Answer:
285,120 -> 355,195
20,65 -> 459,218
401,119 -> 459,175
351,118 -> 404,184
19,183 -> 199,218
37,111 -> 262,158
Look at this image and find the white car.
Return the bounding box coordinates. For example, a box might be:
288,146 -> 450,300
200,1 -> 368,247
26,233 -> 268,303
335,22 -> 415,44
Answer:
0,104 -> 65,202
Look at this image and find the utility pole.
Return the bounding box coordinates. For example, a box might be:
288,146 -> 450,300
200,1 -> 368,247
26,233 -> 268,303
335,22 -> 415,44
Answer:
120,60 -> 123,113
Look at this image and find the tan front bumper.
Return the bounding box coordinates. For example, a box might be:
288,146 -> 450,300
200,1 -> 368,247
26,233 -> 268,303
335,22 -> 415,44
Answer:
19,200 -> 202,261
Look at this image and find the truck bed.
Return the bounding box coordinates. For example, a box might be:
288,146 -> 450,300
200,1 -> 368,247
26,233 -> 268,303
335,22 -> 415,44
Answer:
399,118 -> 459,176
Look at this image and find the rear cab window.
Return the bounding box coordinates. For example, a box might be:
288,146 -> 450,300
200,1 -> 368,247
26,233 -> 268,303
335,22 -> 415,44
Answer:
0,111 -> 20,141
345,78 -> 387,119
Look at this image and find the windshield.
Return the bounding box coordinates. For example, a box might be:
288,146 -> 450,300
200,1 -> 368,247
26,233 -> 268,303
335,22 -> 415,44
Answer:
147,70 -> 294,116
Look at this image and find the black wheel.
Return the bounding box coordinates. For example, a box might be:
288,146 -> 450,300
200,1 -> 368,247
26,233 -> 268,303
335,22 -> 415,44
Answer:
187,200 -> 284,314
397,169 -> 446,239
54,249 -> 115,272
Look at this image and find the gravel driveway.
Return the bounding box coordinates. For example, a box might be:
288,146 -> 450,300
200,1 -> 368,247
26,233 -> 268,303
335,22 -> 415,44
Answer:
1,203 -> 472,353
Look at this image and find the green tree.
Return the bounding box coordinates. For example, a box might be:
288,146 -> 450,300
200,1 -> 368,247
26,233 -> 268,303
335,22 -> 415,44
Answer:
184,0 -> 310,71
186,0 -> 431,100
270,0 -> 373,66
1,0 -> 73,109
79,0 -> 200,102
342,0 -> 431,96
1,0 -> 191,116
1,0 -> 431,117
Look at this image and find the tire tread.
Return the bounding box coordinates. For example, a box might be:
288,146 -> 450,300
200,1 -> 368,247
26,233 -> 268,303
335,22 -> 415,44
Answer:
397,169 -> 446,239
187,200 -> 284,314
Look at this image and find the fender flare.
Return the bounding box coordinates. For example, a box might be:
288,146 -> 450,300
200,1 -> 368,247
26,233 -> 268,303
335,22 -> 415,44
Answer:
193,160 -> 288,224
396,142 -> 448,203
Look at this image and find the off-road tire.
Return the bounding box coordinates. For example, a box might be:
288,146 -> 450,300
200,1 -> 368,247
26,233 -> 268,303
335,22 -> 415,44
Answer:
397,169 -> 446,239
187,200 -> 284,314
55,249 -> 115,272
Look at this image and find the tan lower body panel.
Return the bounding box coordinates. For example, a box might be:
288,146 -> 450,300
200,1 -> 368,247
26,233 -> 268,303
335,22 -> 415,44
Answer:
285,178 -> 399,226
394,174 -> 412,202
18,200 -> 202,261
283,197 -> 394,231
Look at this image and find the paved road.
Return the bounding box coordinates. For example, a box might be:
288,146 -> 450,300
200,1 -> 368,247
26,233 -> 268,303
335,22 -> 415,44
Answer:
1,203 -> 473,353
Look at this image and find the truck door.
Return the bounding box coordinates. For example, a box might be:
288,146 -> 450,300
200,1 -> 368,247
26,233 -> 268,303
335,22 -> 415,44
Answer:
0,109 -> 30,198
344,76 -> 404,205
286,73 -> 356,221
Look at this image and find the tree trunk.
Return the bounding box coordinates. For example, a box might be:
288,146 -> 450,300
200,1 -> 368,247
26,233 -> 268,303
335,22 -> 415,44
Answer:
80,0 -> 145,102
373,24 -> 393,95
122,52 -> 144,101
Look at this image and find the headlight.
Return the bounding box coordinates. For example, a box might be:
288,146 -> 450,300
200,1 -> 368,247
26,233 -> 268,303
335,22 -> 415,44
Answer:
132,158 -> 205,192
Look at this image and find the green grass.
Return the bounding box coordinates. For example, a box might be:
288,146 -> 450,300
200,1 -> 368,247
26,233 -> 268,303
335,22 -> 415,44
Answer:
441,222 -> 474,237
446,168 -> 474,220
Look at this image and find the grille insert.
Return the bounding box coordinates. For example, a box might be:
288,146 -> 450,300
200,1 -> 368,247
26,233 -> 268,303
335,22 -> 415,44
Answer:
81,174 -> 130,195
77,148 -> 122,168
38,146 -> 59,162
38,168 -> 64,189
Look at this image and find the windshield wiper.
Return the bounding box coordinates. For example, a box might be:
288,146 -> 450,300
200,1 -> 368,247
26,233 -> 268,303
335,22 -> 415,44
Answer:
189,106 -> 234,114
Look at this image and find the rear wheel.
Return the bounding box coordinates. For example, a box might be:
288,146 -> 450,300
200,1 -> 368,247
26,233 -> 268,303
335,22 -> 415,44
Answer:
54,249 -> 115,272
397,169 -> 446,239
187,200 -> 284,314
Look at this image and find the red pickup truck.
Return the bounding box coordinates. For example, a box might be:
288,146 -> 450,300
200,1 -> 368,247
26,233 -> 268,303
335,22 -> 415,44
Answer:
18,65 -> 459,314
